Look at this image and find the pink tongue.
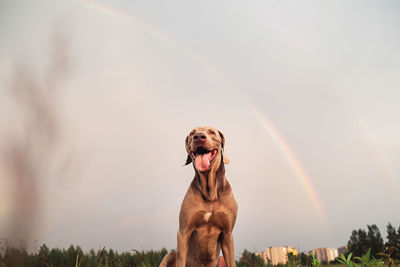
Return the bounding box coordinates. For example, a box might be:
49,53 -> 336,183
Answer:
194,152 -> 212,172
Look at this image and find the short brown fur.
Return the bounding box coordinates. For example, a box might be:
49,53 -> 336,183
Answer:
160,127 -> 237,267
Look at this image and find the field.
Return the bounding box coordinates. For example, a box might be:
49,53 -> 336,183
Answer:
1,243 -> 399,267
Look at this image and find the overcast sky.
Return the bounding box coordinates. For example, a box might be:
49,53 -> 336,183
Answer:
0,0 -> 399,255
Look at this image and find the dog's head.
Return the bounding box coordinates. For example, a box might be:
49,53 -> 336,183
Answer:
184,126 -> 230,172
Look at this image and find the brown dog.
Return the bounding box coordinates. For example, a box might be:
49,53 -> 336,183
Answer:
160,127 -> 238,267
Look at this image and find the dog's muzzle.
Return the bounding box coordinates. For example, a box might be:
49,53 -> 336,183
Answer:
190,147 -> 218,172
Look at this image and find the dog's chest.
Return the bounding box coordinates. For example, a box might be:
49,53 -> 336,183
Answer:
203,211 -> 212,222
193,207 -> 229,230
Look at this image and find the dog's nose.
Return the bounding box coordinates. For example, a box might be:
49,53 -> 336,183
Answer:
193,132 -> 207,141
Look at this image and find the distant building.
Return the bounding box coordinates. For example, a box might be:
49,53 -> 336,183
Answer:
338,246 -> 348,255
328,248 -> 339,262
309,248 -> 338,263
256,246 -> 298,265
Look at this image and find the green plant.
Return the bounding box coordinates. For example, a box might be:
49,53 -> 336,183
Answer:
354,248 -> 371,267
75,254 -> 83,267
287,252 -> 301,267
311,251 -> 320,267
337,249 -> 384,267
133,250 -> 151,267
97,247 -> 105,267
367,257 -> 384,266
337,252 -> 354,267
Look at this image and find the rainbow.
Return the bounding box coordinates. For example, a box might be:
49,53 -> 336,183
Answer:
251,105 -> 328,224
340,99 -> 399,197
74,0 -> 222,78
75,0 -> 330,224
357,119 -> 399,193
76,0 -> 133,22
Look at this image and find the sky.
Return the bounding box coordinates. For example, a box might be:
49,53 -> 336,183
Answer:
0,0 -> 400,256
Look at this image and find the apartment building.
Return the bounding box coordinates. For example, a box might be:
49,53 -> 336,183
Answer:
310,247 -> 339,263
256,246 -> 298,265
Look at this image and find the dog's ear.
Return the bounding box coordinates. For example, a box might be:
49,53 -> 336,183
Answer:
184,135 -> 192,166
218,130 -> 226,149
218,130 -> 230,164
185,154 -> 192,166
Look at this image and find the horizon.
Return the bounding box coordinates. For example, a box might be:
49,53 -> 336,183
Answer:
1,0 -> 399,256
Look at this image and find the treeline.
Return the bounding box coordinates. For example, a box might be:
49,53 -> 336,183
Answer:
0,244 -> 321,267
348,223 -> 400,260
0,244 -> 168,267
236,222 -> 400,266
1,223 -> 399,266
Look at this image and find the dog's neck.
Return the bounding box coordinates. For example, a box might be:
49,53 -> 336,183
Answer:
194,160 -> 226,202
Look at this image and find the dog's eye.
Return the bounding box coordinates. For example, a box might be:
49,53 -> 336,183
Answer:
209,130 -> 215,135
190,131 -> 195,136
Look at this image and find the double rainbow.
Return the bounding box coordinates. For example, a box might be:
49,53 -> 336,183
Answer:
74,0 -> 329,224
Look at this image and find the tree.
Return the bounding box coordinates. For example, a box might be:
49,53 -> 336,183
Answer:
38,244 -> 50,266
348,228 -> 368,257
299,252 -> 312,266
347,224 -> 384,258
366,224 -> 384,256
1,246 -> 29,266
386,223 -> 400,260
237,250 -> 267,267
85,249 -> 97,266
49,247 -> 64,266
287,252 -> 302,267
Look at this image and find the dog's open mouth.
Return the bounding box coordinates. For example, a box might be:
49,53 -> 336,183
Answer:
190,147 -> 218,172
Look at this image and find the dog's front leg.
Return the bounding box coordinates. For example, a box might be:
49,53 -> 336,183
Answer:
221,231 -> 236,267
176,229 -> 191,267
